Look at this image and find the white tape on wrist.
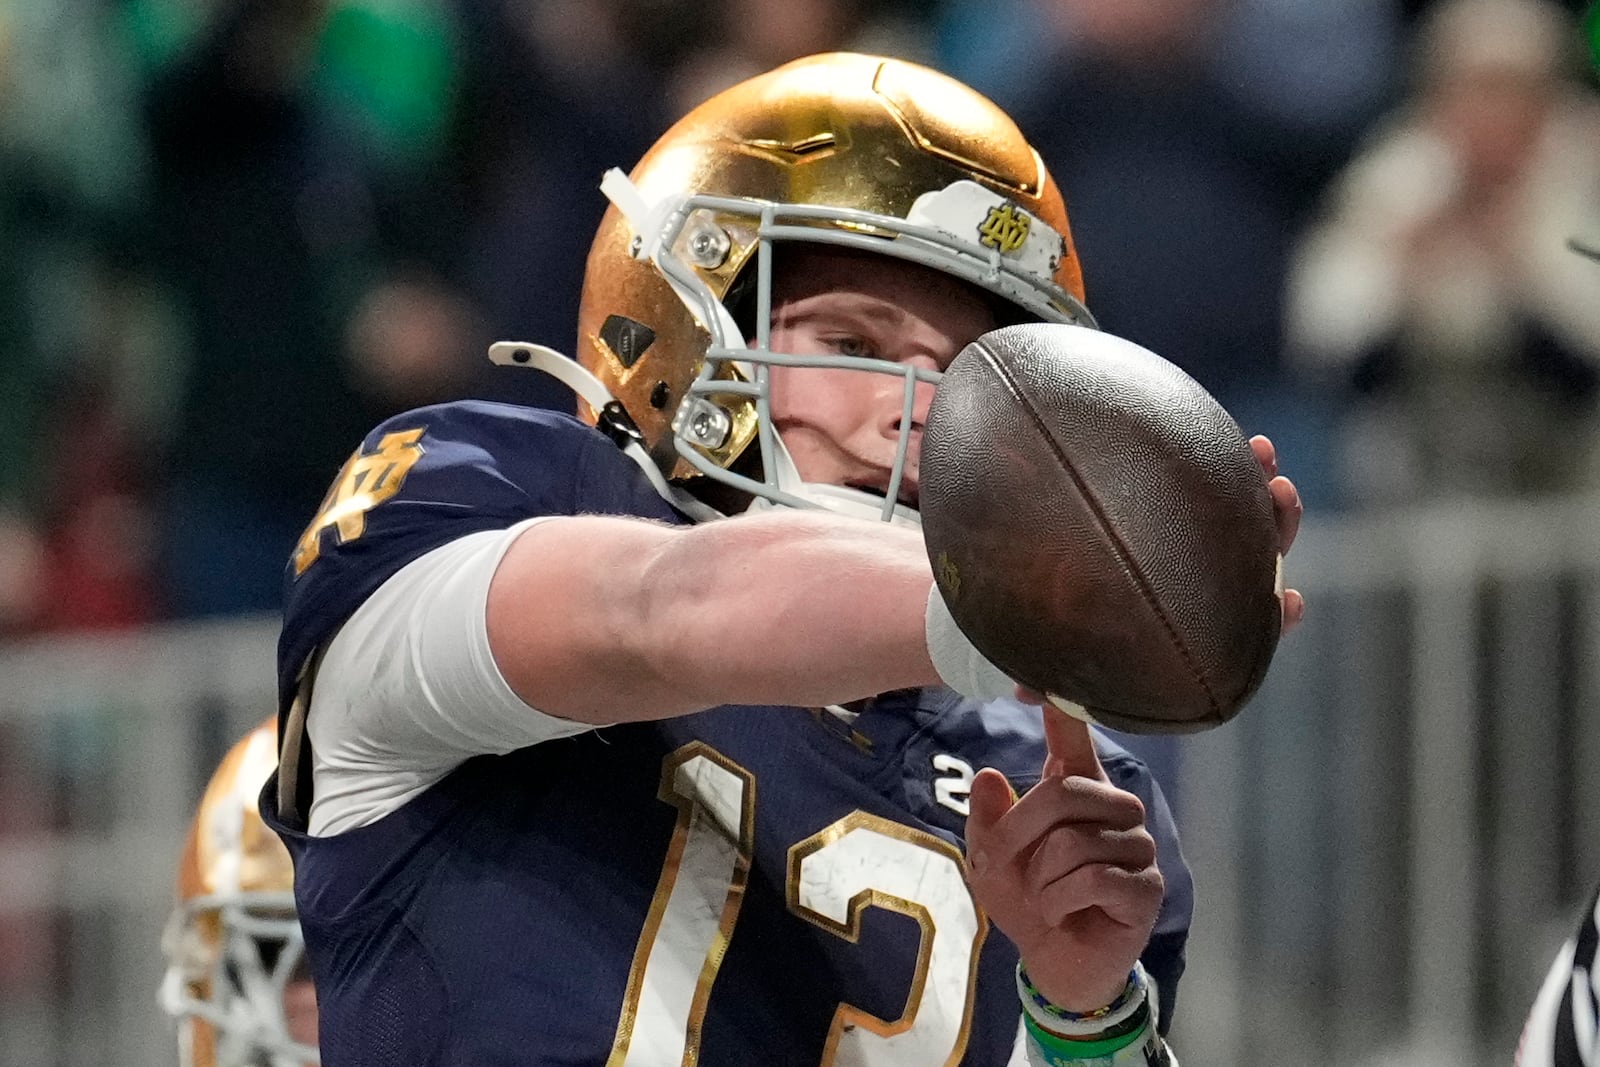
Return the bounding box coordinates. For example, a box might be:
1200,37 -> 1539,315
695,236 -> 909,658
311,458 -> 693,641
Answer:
925,586 -> 1016,702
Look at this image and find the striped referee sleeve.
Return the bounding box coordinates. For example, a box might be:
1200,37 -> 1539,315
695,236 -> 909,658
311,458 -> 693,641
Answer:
1518,880 -> 1600,1067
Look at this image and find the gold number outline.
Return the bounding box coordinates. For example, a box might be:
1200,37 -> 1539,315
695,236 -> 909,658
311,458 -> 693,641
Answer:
787,811 -> 990,1067
607,743 -> 756,1066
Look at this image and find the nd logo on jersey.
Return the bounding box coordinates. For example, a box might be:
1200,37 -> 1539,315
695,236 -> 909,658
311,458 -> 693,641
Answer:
293,429 -> 425,575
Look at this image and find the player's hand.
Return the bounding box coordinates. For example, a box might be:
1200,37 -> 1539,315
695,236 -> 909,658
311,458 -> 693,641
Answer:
964,707 -> 1163,1012
1250,434 -> 1306,634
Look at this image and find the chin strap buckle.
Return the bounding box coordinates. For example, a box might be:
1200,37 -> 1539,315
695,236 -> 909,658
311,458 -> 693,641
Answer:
596,401 -> 647,452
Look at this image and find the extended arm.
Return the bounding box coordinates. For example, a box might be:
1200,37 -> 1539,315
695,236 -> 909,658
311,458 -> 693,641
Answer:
486,509 -> 941,724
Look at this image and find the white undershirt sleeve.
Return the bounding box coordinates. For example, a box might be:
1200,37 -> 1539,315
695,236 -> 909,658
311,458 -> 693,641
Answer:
306,516 -> 592,836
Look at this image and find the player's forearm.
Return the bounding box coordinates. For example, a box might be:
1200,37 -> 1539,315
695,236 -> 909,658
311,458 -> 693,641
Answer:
487,511 -> 939,723
640,511 -> 940,715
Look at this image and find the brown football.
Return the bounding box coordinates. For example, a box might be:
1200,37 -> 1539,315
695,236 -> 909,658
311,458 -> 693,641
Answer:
919,323 -> 1282,733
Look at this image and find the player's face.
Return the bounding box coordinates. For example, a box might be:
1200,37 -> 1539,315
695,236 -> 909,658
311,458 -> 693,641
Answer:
765,247 -> 999,507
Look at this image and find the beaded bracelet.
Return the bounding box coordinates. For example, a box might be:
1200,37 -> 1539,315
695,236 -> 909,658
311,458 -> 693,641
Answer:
1017,962 -> 1151,1037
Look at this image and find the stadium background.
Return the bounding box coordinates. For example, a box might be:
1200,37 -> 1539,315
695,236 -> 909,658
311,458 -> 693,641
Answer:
2,0 -> 1599,1063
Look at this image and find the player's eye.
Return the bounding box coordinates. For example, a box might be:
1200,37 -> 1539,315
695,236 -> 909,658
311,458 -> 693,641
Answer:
825,335 -> 878,360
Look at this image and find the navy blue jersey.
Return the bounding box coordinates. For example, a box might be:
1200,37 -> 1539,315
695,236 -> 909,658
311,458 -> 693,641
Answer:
265,401 -> 1194,1066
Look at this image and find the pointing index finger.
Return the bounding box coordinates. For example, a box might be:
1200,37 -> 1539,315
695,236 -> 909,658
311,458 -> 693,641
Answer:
1041,699 -> 1107,782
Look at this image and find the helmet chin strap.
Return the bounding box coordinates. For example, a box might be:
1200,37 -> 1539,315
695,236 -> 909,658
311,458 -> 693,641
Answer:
600,168 -> 674,263
602,170 -> 747,345
487,342 -> 722,523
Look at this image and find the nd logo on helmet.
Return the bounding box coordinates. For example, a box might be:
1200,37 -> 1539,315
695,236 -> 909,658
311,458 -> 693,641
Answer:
977,203 -> 1031,255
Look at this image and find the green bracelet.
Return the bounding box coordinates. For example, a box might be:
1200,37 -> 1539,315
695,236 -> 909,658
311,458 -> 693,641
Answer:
1023,1010 -> 1149,1062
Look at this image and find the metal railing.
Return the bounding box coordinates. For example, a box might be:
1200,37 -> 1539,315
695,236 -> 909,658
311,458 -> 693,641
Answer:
1172,494 -> 1600,1066
0,617 -> 279,1067
0,495 -> 1595,1066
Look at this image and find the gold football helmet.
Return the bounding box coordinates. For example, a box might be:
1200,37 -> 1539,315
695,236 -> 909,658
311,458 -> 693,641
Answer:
160,721 -> 318,1067
492,52 -> 1093,522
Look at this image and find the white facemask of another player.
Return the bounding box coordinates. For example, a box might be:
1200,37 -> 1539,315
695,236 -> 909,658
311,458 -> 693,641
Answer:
160,894 -> 320,1067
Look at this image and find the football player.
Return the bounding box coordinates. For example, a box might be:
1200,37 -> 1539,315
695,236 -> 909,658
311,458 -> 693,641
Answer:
161,722 -> 318,1067
264,53 -> 1303,1066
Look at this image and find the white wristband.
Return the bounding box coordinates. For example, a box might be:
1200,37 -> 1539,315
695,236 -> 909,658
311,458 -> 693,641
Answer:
925,585 -> 1017,702
1017,962 -> 1152,1037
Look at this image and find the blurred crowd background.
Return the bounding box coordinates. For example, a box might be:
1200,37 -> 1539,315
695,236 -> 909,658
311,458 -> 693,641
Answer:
3,0 -> 1600,1064
1,0 -> 1597,632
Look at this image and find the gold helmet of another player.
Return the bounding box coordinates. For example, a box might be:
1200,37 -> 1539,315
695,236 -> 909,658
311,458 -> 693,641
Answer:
555,52 -> 1095,523
160,722 -> 318,1067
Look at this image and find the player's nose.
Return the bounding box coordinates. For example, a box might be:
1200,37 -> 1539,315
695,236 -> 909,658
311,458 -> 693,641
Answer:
880,368 -> 938,442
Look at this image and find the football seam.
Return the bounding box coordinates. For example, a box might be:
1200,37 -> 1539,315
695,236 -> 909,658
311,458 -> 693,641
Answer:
972,339 -> 1223,721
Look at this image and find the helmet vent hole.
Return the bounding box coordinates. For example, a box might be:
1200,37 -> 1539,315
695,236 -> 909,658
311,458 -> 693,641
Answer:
649,382 -> 671,409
